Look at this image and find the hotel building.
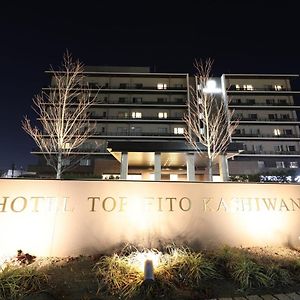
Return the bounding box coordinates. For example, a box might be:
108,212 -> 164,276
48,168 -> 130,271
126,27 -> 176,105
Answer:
31,67 -> 300,181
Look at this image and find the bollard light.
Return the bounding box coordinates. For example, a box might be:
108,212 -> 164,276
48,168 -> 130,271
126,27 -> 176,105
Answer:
144,259 -> 154,281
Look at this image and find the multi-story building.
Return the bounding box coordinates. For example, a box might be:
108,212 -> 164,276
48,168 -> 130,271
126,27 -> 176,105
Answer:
31,67 -> 300,181
223,74 -> 300,177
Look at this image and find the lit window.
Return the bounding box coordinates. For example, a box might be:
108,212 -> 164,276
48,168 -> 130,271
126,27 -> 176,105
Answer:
290,161 -> 298,168
127,174 -> 142,180
157,83 -> 167,90
274,129 -> 281,136
62,142 -> 71,150
174,127 -> 184,134
203,80 -> 221,93
132,112 -> 142,118
170,174 -> 178,181
235,84 -> 240,90
158,112 -> 168,119
274,85 -> 282,91
276,161 -> 285,168
243,85 -> 254,91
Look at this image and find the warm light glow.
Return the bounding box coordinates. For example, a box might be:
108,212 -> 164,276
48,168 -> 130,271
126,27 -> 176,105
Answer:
203,80 -> 222,94
235,210 -> 287,243
128,249 -> 162,272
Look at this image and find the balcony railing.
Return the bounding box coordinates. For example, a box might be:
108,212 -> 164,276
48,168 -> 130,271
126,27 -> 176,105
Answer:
228,86 -> 289,92
87,116 -> 183,121
232,117 -> 299,122
241,150 -> 300,155
229,102 -> 295,106
232,133 -> 300,138
91,131 -> 184,137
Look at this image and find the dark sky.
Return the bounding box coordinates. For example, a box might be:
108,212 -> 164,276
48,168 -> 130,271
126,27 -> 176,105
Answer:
0,1 -> 299,171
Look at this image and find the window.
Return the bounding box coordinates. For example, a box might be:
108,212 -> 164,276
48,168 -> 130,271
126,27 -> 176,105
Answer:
132,112 -> 142,118
273,129 -> 281,136
235,84 -> 240,90
61,159 -> 70,166
274,85 -> 283,91
157,83 -> 167,90
287,145 -> 296,152
248,114 -> 257,120
158,97 -> 167,103
118,112 -> 129,118
170,174 -> 178,181
290,162 -> 298,168
135,83 -> 143,89
268,113 -> 277,120
132,97 -> 142,103
62,142 -> 71,150
174,127 -> 184,134
80,159 -> 91,166
158,127 -> 168,133
243,84 -> 253,91
119,83 -> 128,89
232,98 -> 241,104
278,99 -> 287,105
274,145 -> 284,152
280,114 -> 290,120
118,97 -> 126,103
266,99 -> 275,104
258,161 -> 265,169
283,129 -> 293,136
246,99 -> 255,104
276,161 -> 285,168
174,83 -> 183,88
158,112 -> 168,119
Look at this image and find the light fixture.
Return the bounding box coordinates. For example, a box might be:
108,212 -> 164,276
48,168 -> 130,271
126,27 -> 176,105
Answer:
144,259 -> 154,281
203,79 -> 222,94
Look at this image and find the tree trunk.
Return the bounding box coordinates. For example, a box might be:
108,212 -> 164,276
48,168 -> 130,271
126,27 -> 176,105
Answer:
207,158 -> 213,181
56,152 -> 62,179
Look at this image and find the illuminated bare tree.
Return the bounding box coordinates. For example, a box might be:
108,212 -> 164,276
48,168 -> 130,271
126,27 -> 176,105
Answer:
183,59 -> 239,181
22,52 -> 100,179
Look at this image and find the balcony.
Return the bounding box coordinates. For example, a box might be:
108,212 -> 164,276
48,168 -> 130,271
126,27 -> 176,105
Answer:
87,115 -> 184,122
232,117 -> 299,123
229,102 -> 300,109
239,150 -> 300,156
91,131 -> 184,138
232,133 -> 300,139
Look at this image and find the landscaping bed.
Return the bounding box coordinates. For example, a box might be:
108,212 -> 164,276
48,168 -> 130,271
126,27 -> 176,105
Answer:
1,245 -> 300,300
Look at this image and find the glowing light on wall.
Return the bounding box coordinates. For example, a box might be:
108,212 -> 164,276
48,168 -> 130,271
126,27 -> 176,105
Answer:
203,80 -> 222,94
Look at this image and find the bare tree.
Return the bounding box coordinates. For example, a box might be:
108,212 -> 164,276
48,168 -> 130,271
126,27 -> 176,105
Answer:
22,52 -> 100,179
183,59 -> 239,181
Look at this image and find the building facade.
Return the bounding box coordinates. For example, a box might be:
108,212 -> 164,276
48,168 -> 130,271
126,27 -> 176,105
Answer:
31,67 -> 300,181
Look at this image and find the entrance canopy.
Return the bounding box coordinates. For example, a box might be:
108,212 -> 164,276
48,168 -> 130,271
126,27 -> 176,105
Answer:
107,141 -> 243,168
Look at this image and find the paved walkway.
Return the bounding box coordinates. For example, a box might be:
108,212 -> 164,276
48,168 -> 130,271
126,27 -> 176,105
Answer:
217,292 -> 300,300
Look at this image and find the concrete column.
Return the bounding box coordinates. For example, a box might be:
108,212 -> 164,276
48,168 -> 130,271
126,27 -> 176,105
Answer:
186,153 -> 195,181
120,152 -> 128,180
154,152 -> 161,181
219,154 -> 229,182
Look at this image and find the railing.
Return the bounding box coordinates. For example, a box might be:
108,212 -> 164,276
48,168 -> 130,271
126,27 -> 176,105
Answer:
229,102 -> 294,106
233,133 -> 300,138
91,132 -> 184,137
87,116 -> 183,121
232,117 -> 298,122
241,150 -> 300,155
228,86 -> 289,92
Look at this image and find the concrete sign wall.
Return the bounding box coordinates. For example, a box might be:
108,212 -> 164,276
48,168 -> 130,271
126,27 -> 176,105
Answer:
1,179 -> 300,257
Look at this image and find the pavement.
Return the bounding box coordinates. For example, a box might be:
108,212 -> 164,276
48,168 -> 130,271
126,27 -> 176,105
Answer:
217,292 -> 300,300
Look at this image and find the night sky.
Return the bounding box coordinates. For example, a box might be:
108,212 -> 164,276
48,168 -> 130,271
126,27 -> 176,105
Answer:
1,1 -> 299,172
